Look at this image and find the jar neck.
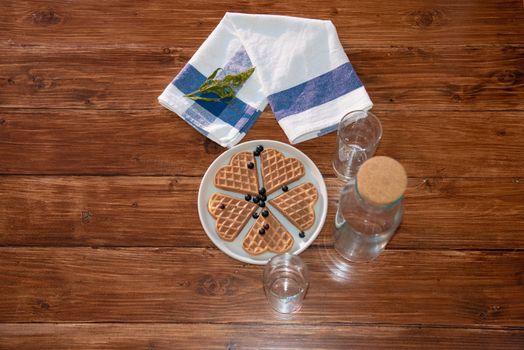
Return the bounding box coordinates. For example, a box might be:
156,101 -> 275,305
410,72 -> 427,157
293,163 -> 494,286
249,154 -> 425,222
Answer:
354,179 -> 403,211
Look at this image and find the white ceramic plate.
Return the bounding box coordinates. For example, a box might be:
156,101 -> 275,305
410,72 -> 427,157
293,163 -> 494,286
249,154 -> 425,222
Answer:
198,140 -> 328,265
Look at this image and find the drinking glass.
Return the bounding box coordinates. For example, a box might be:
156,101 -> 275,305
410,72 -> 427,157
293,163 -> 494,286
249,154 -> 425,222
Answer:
263,253 -> 309,314
332,110 -> 382,180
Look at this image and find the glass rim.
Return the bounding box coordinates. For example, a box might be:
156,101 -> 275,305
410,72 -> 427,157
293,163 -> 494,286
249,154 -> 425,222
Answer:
267,252 -> 301,264
337,109 -> 383,146
264,253 -> 309,280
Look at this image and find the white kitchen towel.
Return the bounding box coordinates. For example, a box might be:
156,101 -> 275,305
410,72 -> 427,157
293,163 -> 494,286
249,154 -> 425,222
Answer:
158,12 -> 372,148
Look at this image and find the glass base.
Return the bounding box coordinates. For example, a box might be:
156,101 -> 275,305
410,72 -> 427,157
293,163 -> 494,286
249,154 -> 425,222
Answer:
332,161 -> 356,182
334,244 -> 381,263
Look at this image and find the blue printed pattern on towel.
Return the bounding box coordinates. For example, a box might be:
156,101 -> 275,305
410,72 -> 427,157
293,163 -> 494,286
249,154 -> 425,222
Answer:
171,49 -> 262,134
316,124 -> 339,137
267,62 -> 363,121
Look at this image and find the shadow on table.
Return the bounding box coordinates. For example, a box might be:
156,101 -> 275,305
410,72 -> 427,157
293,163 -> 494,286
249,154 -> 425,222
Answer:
316,230 -> 357,283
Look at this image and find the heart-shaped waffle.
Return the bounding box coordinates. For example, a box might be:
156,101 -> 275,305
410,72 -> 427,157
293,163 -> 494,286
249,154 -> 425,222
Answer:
260,149 -> 305,194
208,193 -> 258,241
214,152 -> 259,196
269,182 -> 318,231
242,209 -> 294,255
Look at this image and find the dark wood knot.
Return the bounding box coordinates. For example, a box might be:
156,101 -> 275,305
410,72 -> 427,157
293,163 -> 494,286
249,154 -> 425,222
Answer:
479,305 -> 503,321
492,69 -> 520,86
408,9 -> 445,28
7,78 -> 15,85
35,299 -> 50,310
168,179 -> 178,191
32,9 -> 63,26
0,119 -> 5,125
196,274 -> 237,296
81,211 -> 92,224
445,83 -> 484,102
516,270 -> 524,285
495,129 -> 507,137
31,75 -> 46,90
177,280 -> 191,287
418,177 -> 445,193
74,89 -> 99,105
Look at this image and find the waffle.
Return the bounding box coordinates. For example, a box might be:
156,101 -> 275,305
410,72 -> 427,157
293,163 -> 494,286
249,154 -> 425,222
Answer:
260,149 -> 305,194
208,193 -> 258,241
214,152 -> 259,196
242,209 -> 294,255
270,182 -> 318,231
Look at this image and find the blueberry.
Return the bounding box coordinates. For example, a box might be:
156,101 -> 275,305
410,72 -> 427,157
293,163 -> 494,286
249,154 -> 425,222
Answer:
259,201 -> 266,207
245,194 -> 252,201
259,195 -> 267,201
282,185 -> 289,192
257,145 -> 264,152
259,187 -> 266,195
299,231 -> 305,238
219,204 -> 225,210
253,150 -> 260,157
252,212 -> 259,219
259,228 -> 266,235
263,223 -> 269,230
247,162 -> 254,169
261,210 -> 269,217
253,196 -> 260,204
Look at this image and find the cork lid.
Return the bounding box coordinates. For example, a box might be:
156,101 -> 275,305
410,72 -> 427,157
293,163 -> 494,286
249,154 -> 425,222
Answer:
356,156 -> 407,206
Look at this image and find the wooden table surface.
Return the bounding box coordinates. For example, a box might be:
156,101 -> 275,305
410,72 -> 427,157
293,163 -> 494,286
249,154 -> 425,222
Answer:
1,1 -> 523,349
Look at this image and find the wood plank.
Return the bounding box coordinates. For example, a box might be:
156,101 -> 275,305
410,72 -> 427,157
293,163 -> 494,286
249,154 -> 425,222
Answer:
1,0 -> 523,47
1,176 -> 523,250
0,248 -> 522,326
1,46 -> 522,110
1,109 -> 523,177
1,323 -> 523,350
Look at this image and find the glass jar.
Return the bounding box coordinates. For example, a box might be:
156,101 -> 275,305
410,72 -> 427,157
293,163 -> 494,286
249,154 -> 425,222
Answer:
333,156 -> 406,262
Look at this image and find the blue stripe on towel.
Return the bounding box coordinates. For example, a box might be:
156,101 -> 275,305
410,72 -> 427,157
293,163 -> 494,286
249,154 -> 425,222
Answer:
172,64 -> 229,116
172,50 -> 261,130
317,124 -> 339,137
171,64 -> 204,93
217,49 -> 253,79
238,108 -> 261,133
267,62 -> 363,121
218,97 -> 259,128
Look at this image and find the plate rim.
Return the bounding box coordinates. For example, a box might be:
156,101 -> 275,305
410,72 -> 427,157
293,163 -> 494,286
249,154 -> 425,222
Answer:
197,139 -> 328,265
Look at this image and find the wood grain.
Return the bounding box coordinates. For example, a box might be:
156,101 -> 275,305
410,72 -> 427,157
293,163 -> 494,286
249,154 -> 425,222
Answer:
0,248 -> 523,326
1,46 -> 522,110
2,0 -> 523,47
1,323 -> 523,350
1,176 -> 523,249
1,0 -> 523,345
1,109 -> 523,177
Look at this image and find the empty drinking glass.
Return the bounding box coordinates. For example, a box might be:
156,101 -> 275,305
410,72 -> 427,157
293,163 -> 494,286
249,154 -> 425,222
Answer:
263,254 -> 309,314
332,110 -> 382,180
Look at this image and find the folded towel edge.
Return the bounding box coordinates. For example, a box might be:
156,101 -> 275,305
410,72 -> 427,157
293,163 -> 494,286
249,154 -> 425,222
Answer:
278,86 -> 373,144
